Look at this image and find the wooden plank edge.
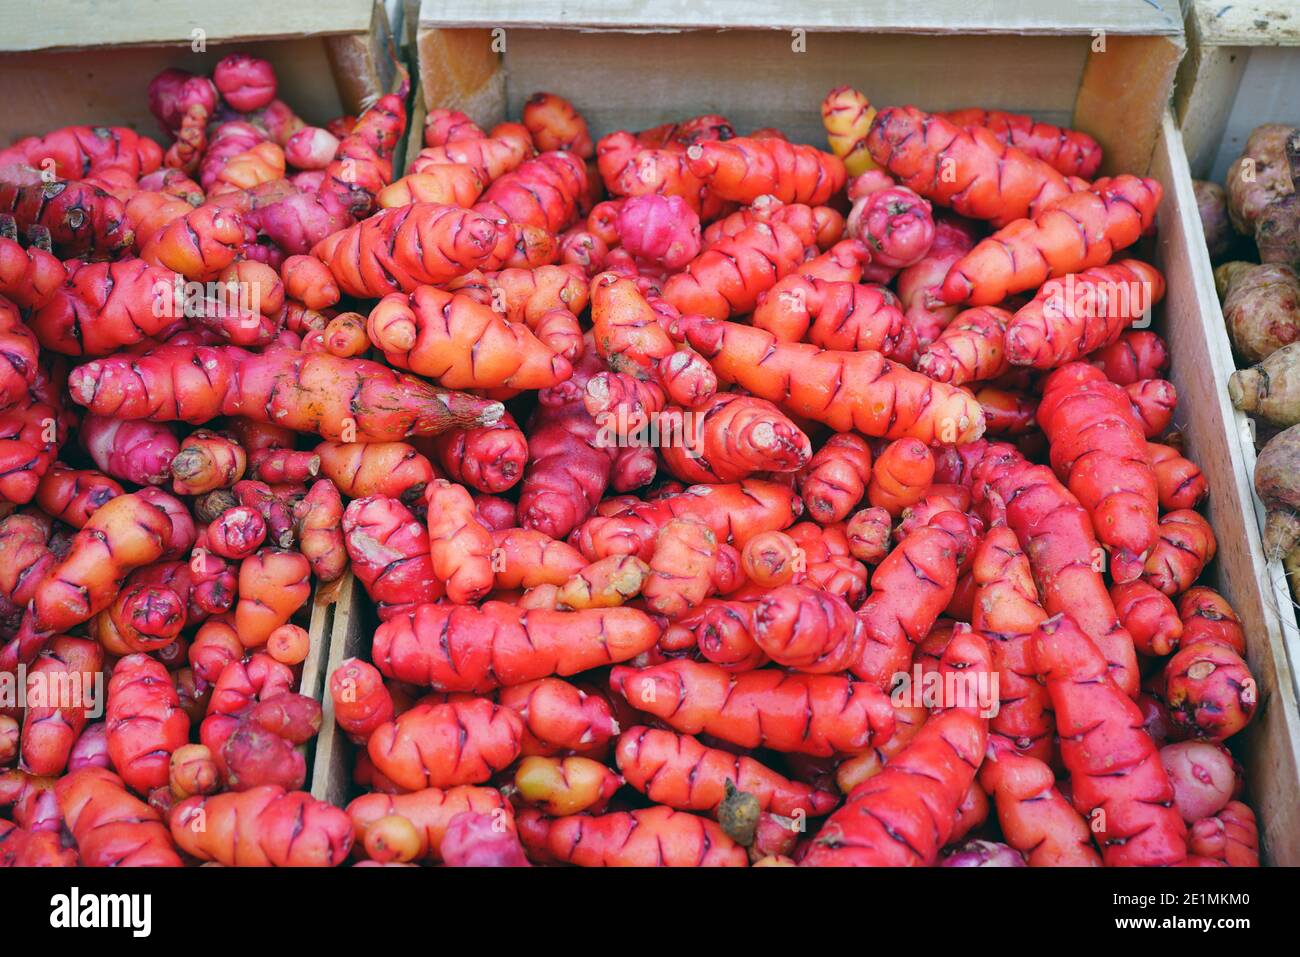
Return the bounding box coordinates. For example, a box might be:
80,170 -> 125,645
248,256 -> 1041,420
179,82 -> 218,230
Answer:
0,0 -> 375,54
309,572 -> 366,806
1189,0 -> 1300,48
416,0 -> 1183,35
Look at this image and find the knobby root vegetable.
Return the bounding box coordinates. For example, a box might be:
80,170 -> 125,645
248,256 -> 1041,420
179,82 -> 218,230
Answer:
424,478 -> 494,604
342,495 -> 442,617
616,726 -> 838,817
1112,579 -> 1183,657
662,217 -> 816,320
739,531 -> 801,588
68,345 -> 504,442
971,525 -> 1053,762
590,273 -> 676,377
1160,741 -> 1236,823
35,465 -> 123,528
1125,378 -> 1177,438
847,185 -> 935,269
1005,260 -> 1165,369
329,658 -> 395,743
294,479 -> 347,581
82,415 -> 179,487
348,786 -> 514,863
29,258 -> 180,358
1032,614 -> 1187,866
573,478 -> 803,562
941,107 -> 1102,178
853,511 -> 973,688
1229,340 -> 1300,427
1147,442 -> 1209,511
1226,123 -> 1296,234
1142,509 -> 1216,596
977,745 -> 1101,867
496,677 -> 619,757
641,518 -> 718,619
170,429 -> 246,494
866,437 -> 935,516
312,203 -> 502,297
916,306 -> 1011,386
490,528 -> 587,590
685,137 -> 846,206
171,786 -> 353,866
234,549 -> 310,647
555,554 -> 650,609
317,440 -> 435,503
659,393 -> 811,485
20,637 -> 104,776
1178,587 -> 1247,654
223,723 -> 306,791
367,697 -> 523,790
368,285 -> 571,390
610,659 -> 894,756
941,176 -> 1162,306
28,490 -> 181,639
441,811 -> 532,866
280,255 -> 340,310
1188,801 -> 1259,868
55,767 -> 181,866
751,583 -> 861,673
866,105 -> 1074,227
1037,363 -> 1159,582
1218,262 -> 1300,365
803,631 -> 993,866
411,129 -> 529,184
974,444 -> 1140,698
372,602 -> 660,693
0,219 -> 65,310
676,315 -> 985,443
513,755 -> 620,816
821,86 -> 877,175
0,171 -> 134,257
1164,632 -> 1256,742
753,276 -> 910,360
429,412 -> 528,494
518,805 -> 747,867
106,654 -> 190,795
517,351 -> 615,539
1095,330 -> 1170,385
796,434 -> 872,525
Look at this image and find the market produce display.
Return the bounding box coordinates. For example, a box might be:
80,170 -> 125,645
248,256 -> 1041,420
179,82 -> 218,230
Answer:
1200,122 -> 1300,610
0,56 -> 1263,869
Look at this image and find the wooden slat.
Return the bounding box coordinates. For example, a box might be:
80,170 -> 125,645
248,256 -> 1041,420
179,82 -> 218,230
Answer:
1177,0 -> 1300,180
418,0 -> 1182,34
310,573 -> 370,806
0,0 -> 375,52
1074,34 -> 1184,175
1152,112 -> 1300,866
414,26 -> 505,127
1189,0 -> 1300,47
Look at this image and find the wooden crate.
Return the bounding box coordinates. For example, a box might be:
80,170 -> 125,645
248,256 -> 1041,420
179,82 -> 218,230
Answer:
0,0 -> 398,143
1174,0 -> 1300,708
0,0 -> 395,781
317,2 -> 1300,863
1175,0 -> 1300,182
